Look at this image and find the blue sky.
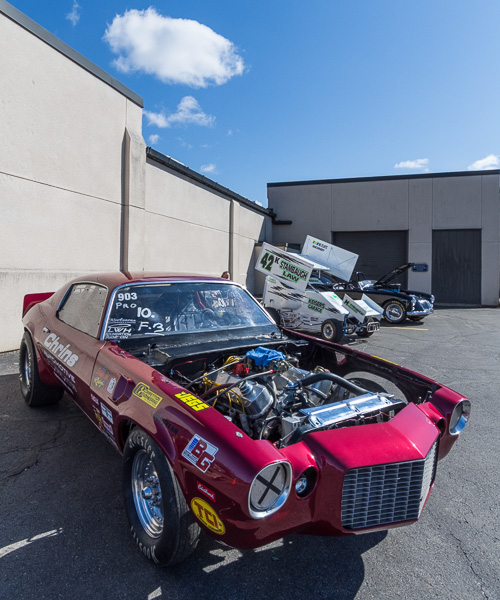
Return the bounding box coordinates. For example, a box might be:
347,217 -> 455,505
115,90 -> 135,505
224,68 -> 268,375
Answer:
10,0 -> 500,206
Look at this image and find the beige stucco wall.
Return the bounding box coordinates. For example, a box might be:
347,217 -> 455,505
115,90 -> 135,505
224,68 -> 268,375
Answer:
269,172 -> 500,305
0,9 -> 144,351
0,2 -> 271,352
142,159 -> 271,288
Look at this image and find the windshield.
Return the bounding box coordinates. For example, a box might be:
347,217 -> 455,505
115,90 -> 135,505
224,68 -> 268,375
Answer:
103,282 -> 274,341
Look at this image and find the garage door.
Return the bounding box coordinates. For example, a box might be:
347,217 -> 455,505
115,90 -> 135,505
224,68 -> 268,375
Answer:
432,229 -> 481,305
332,231 -> 408,285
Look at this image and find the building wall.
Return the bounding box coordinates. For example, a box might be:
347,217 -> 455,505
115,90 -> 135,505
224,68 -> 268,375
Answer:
0,2 -> 271,351
268,172 -> 500,305
141,157 -> 271,288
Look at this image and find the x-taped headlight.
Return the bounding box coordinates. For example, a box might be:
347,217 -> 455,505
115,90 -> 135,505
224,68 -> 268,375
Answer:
248,461 -> 292,519
449,399 -> 471,435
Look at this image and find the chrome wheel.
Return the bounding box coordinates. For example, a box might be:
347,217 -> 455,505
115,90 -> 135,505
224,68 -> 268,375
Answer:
22,349 -> 31,391
383,301 -> 406,324
323,323 -> 334,338
131,449 -> 164,538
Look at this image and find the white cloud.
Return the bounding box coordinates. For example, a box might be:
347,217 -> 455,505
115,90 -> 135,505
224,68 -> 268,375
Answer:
103,8 -> 245,87
467,154 -> 500,170
66,1 -> 81,26
394,158 -> 429,171
200,164 -> 217,174
144,97 -> 215,129
148,134 -> 160,145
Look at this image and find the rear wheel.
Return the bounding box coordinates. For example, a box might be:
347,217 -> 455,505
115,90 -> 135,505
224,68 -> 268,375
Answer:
383,300 -> 407,324
19,332 -> 64,407
321,319 -> 344,343
123,428 -> 200,566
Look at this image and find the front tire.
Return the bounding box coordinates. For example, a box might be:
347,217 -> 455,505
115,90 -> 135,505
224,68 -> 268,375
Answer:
19,332 -> 64,407
123,428 -> 200,566
383,300 -> 407,324
356,318 -> 376,338
321,319 -> 344,343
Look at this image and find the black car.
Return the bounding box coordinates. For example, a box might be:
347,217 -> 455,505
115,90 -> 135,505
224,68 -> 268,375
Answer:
309,263 -> 434,324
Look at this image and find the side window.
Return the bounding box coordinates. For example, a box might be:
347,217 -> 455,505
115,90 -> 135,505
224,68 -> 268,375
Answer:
58,283 -> 107,338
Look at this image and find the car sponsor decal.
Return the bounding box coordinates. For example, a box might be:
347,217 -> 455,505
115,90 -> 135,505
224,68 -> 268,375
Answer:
40,348 -> 77,393
182,435 -> 218,473
343,297 -> 364,316
196,481 -> 217,502
100,402 -> 113,424
175,391 -> 209,412
107,377 -> 117,394
132,383 -> 163,408
93,364 -> 112,389
102,419 -> 113,436
91,393 -> 100,405
190,498 -> 225,535
43,333 -> 79,367
307,298 -> 325,314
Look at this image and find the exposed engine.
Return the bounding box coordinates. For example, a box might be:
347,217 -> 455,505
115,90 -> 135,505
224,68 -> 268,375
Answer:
170,346 -> 406,447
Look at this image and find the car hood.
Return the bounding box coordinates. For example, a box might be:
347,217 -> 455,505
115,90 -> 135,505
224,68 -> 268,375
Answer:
373,263 -> 414,286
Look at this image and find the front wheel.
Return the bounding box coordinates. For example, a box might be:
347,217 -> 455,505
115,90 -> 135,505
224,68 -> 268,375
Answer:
321,319 -> 344,343
356,318 -> 376,338
383,300 -> 407,324
123,428 -> 200,566
19,332 -> 64,407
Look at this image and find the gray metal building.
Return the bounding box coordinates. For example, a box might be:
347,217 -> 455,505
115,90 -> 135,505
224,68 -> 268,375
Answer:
268,170 -> 500,306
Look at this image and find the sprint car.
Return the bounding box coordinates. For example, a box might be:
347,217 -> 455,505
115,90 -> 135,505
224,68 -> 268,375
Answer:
311,264 -> 434,324
20,273 -> 469,566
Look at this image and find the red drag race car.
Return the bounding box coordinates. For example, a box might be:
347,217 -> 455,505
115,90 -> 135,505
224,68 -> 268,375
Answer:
20,273 -> 470,565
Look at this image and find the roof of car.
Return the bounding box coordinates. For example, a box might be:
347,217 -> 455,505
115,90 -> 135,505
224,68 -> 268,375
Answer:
70,272 -> 226,288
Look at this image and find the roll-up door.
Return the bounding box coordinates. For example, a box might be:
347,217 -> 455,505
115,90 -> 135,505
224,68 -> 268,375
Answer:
332,231 -> 408,285
432,229 -> 481,305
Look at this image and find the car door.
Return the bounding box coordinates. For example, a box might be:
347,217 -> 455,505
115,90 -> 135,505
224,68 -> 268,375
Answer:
44,282 -> 108,419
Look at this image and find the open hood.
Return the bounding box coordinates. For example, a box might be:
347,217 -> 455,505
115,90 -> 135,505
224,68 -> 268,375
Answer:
373,263 -> 414,286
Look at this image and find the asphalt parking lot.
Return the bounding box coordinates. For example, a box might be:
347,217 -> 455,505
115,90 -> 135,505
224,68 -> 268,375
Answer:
1,308 -> 499,600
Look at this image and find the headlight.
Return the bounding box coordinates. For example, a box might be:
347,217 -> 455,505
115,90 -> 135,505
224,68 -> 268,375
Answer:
449,399 -> 471,435
430,295 -> 435,303
248,461 -> 292,518
410,295 -> 417,309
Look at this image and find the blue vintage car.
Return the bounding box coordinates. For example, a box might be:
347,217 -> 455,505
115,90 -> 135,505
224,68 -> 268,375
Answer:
310,263 -> 434,324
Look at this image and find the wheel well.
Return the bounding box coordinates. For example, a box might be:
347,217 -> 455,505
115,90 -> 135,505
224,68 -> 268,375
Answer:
119,419 -> 136,451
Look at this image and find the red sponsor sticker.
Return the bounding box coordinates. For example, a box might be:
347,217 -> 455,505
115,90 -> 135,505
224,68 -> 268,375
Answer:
196,480 -> 216,502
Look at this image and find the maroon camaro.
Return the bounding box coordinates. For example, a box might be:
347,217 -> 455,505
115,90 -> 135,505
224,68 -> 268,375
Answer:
19,273 -> 470,565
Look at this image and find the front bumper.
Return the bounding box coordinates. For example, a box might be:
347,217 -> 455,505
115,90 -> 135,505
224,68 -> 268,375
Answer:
408,299 -> 433,317
204,403 -> 441,549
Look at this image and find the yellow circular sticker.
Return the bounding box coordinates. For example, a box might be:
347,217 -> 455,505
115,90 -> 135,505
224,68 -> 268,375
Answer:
190,497 -> 225,535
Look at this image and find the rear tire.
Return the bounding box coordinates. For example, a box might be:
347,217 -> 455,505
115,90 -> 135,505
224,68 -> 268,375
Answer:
321,319 -> 344,343
123,428 -> 200,566
19,332 -> 64,407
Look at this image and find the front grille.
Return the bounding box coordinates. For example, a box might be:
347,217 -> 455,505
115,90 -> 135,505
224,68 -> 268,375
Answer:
341,441 -> 438,530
